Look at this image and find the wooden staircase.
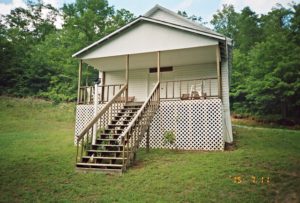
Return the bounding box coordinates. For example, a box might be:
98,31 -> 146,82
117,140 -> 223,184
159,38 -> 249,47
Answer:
75,82 -> 160,174
76,103 -> 142,173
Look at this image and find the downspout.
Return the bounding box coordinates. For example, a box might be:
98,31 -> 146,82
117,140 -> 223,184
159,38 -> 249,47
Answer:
225,37 -> 232,86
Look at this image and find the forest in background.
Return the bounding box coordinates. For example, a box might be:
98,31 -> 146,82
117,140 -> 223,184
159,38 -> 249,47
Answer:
0,0 -> 299,124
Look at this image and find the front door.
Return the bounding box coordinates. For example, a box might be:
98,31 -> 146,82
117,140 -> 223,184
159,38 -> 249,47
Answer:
147,71 -> 174,97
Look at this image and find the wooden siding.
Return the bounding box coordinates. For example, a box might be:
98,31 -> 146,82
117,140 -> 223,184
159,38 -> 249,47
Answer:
81,22 -> 217,60
106,63 -> 218,102
106,69 -> 148,102
174,64 -> 218,97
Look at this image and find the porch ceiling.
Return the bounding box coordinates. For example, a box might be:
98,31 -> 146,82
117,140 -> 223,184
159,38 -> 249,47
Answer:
83,45 -> 218,71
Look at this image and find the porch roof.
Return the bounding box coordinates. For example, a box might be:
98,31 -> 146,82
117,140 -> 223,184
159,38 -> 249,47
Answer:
84,45 -> 218,72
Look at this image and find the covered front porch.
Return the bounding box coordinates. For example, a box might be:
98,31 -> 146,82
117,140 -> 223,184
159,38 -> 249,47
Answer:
77,45 -> 223,104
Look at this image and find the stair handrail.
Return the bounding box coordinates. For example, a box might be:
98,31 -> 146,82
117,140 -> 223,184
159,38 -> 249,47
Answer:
119,82 -> 160,170
77,84 -> 127,141
76,84 -> 128,162
119,82 -> 160,141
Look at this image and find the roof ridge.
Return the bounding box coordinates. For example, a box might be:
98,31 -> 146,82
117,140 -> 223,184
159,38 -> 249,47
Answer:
142,16 -> 224,37
144,4 -> 220,36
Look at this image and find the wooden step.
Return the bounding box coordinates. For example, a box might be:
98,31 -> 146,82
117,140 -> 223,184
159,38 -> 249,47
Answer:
87,150 -> 126,153
106,127 -> 127,131
93,144 -> 123,147
105,127 -> 124,131
76,167 -> 122,174
114,115 -> 134,119
99,133 -> 120,136
117,112 -> 135,115
113,118 -> 134,123
104,129 -> 123,134
108,124 -> 128,127
111,117 -> 132,124
82,156 -> 126,160
99,135 -> 120,140
119,110 -> 138,114
124,102 -> 143,107
92,144 -> 123,150
76,163 -> 123,168
81,156 -> 124,164
86,150 -> 128,159
96,139 -> 118,145
96,138 -> 119,144
121,107 -> 139,110
97,138 -> 119,141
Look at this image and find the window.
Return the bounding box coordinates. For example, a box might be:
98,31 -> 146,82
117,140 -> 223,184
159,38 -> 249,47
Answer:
149,66 -> 173,73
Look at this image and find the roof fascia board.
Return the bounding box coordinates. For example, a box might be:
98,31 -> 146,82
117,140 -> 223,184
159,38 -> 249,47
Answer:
72,17 -> 142,58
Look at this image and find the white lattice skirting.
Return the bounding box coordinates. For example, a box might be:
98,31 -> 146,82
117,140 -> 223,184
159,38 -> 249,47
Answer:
74,104 -> 103,144
74,99 -> 224,150
140,99 -> 224,150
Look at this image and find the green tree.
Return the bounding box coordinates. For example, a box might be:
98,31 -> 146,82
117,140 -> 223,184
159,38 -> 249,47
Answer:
211,4 -> 238,39
0,0 -> 134,102
226,3 -> 300,122
62,0 -> 114,45
235,7 -> 262,52
33,0 -> 134,102
0,1 -> 59,96
244,5 -> 300,119
41,0 -> 135,102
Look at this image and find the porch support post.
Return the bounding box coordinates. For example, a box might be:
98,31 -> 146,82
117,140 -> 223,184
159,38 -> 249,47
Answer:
101,71 -> 105,102
77,60 -> 82,104
125,54 -> 129,103
85,65 -> 89,86
216,46 -> 222,99
157,51 -> 160,82
98,70 -> 101,79
157,51 -> 160,101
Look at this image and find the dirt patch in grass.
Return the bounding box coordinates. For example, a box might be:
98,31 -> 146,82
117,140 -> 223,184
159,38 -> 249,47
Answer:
224,141 -> 237,151
131,160 -> 145,170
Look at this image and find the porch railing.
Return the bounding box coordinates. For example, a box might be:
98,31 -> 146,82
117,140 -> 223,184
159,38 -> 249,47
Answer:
160,77 -> 218,100
78,84 -> 123,104
119,82 -> 160,170
76,84 -> 127,163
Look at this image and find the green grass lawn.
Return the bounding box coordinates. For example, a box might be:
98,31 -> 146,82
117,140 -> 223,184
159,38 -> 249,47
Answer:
0,97 -> 299,202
